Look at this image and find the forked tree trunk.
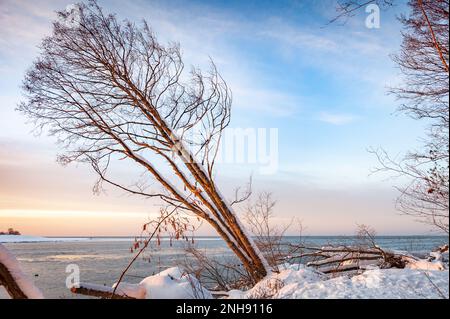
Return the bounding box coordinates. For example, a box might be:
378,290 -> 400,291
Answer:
165,127 -> 269,282
118,79 -> 270,282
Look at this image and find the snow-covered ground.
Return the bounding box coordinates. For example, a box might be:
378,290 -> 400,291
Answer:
87,262 -> 449,300
86,254 -> 449,300
227,264 -> 449,299
0,244 -> 44,298
113,267 -> 212,299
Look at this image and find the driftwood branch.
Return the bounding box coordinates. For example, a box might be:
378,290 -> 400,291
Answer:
281,244 -> 413,274
70,282 -> 228,299
70,283 -> 135,299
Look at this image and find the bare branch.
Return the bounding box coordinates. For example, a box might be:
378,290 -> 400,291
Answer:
19,0 -> 269,282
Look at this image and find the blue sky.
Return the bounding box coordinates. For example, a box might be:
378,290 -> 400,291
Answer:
1,0 -> 435,236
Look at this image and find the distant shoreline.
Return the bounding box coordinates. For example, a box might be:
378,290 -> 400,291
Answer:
26,234 -> 450,238
1,234 -> 448,244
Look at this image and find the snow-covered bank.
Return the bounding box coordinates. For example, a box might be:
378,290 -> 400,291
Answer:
226,248 -> 449,299
227,264 -> 449,299
83,263 -> 448,300
0,244 -> 44,299
0,235 -> 89,243
83,252 -> 449,300
112,267 -> 212,299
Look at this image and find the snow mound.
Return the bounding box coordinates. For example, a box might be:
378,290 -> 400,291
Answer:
230,264 -> 449,299
406,258 -> 445,271
112,282 -> 147,299
228,264 -> 324,299
0,244 -> 44,299
113,267 -> 212,299
404,247 -> 448,271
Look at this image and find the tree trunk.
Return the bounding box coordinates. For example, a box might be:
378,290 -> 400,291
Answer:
0,263 -> 28,299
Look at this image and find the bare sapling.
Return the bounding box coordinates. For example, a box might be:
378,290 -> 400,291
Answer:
243,192 -> 293,271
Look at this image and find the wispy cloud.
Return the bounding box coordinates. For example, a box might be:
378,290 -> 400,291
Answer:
116,0 -> 301,117
232,86 -> 300,117
260,19 -> 339,52
0,0 -> 64,60
318,112 -> 358,125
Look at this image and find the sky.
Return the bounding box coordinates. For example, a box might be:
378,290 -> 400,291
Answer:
0,0 -> 436,236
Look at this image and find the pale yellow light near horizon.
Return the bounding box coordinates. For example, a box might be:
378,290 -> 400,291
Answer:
0,209 -> 157,218
0,209 -> 164,236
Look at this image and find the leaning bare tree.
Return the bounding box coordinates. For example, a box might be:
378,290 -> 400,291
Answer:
373,0 -> 449,233
331,0 -> 449,233
19,0 -> 269,282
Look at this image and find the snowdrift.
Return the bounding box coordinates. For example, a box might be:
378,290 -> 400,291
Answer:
228,263 -> 449,299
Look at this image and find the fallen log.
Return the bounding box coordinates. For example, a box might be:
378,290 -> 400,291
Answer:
284,244 -> 414,274
70,283 -> 135,299
210,291 -> 230,298
308,255 -> 383,267
71,282 -> 227,299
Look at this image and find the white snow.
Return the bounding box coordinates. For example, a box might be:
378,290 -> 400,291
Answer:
113,267 -> 212,299
405,257 -> 445,271
112,282 -> 147,299
0,244 -> 44,299
110,259 -> 446,300
227,263 -> 449,299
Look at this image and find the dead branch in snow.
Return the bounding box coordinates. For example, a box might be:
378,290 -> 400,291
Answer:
280,226 -> 413,274
71,280 -> 229,299
71,283 -> 135,299
435,244 -> 449,254
422,271 -> 447,299
281,245 -> 410,274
